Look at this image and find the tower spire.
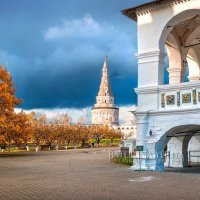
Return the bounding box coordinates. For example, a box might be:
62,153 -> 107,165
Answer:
98,56 -> 112,96
103,56 -> 107,68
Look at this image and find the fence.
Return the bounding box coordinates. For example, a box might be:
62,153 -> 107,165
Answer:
188,150 -> 200,166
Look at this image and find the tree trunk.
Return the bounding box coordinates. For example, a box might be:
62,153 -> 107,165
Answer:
97,139 -> 100,147
81,139 -> 85,148
8,142 -> 10,153
49,143 -> 51,151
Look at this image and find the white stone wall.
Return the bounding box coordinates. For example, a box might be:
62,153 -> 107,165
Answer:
113,125 -> 137,140
96,96 -> 114,107
136,109 -> 200,170
91,108 -> 119,125
145,110 -> 200,143
165,137 -> 184,168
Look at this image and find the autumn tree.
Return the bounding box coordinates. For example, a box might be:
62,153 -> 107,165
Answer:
54,113 -> 72,125
0,65 -> 22,149
42,124 -> 57,150
60,125 -> 75,146
106,127 -> 122,145
7,111 -> 33,148
32,113 -> 46,148
91,126 -> 107,147
74,125 -> 91,148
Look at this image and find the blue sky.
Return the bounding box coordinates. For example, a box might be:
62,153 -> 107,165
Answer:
0,0 -> 150,110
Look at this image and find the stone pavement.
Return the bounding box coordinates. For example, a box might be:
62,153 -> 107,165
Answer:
0,148 -> 200,200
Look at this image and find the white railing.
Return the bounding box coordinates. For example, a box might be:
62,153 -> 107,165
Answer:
188,150 -> 200,165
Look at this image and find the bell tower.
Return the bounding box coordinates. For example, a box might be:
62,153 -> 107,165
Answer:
92,57 -> 119,125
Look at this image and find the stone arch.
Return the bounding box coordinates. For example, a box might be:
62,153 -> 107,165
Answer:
158,9 -> 200,84
184,25 -> 200,81
155,124 -> 200,171
188,135 -> 200,165
159,9 -> 200,52
187,48 -> 200,81
165,31 -> 183,84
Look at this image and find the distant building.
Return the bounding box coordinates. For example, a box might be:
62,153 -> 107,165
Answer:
91,57 -> 136,153
92,57 -> 119,126
113,125 -> 137,153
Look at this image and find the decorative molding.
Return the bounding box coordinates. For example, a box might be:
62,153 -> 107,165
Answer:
193,89 -> 197,105
166,95 -> 175,105
139,0 -> 194,15
137,10 -> 151,17
122,0 -> 193,21
136,50 -> 163,58
188,76 -> 200,82
136,50 -> 163,57
92,107 -> 119,110
135,86 -> 159,95
182,93 -> 191,103
159,82 -> 200,92
161,93 -> 165,108
177,91 -> 180,107
198,92 -> 200,102
167,68 -> 182,73
135,81 -> 200,95
136,50 -> 166,64
136,107 -> 200,116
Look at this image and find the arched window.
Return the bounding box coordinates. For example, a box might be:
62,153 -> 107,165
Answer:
160,10 -> 200,85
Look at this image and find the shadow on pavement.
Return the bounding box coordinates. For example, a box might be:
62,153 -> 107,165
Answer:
0,152 -> 38,158
165,166 -> 200,174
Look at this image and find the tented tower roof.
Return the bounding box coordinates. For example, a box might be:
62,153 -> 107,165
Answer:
98,57 -> 113,97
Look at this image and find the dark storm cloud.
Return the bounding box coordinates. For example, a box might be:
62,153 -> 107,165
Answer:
0,0 -> 150,109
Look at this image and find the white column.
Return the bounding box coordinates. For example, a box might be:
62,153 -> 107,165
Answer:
136,114 -> 148,150
136,50 -> 165,87
187,48 -> 200,82
132,114 -> 148,170
167,68 -> 182,84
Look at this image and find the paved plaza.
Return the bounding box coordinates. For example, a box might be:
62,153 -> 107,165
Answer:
0,148 -> 200,200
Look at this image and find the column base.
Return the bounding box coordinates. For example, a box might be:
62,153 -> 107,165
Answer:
188,76 -> 200,82
131,156 -> 157,171
167,67 -> 182,84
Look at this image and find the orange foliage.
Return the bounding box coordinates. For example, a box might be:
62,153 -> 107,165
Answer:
0,65 -> 121,149
0,65 -> 28,149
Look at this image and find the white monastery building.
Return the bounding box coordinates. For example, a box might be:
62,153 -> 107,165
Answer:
92,57 -> 119,126
122,0 -> 200,171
